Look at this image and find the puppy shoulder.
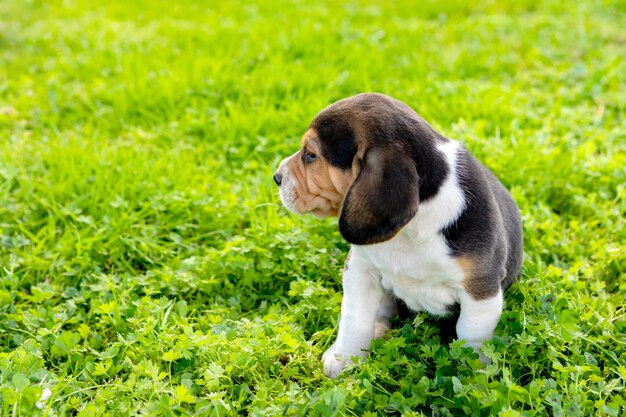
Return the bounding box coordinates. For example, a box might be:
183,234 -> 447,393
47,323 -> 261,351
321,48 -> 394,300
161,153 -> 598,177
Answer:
441,144 -> 500,253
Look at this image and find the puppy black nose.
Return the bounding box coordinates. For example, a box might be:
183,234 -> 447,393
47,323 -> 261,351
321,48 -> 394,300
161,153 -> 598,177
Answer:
273,172 -> 283,186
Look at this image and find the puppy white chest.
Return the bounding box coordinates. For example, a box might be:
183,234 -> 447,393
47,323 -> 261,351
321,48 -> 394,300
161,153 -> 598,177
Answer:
354,231 -> 463,316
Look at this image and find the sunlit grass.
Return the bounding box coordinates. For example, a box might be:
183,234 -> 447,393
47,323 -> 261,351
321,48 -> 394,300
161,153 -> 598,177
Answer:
1,0 -> 625,415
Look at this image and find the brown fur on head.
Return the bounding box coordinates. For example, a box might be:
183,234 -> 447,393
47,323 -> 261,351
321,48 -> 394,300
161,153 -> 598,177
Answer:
286,129 -> 354,218
275,93 -> 448,245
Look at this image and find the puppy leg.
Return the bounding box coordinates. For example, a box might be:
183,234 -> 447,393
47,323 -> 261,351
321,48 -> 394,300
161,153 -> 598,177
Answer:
456,289 -> 503,363
323,263 -> 383,378
374,293 -> 398,338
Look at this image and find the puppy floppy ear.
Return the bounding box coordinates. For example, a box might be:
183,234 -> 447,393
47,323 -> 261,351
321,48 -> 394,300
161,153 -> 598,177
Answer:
339,147 -> 419,244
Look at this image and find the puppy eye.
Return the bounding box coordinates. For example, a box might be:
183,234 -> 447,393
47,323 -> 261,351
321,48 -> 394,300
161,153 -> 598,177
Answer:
302,150 -> 317,164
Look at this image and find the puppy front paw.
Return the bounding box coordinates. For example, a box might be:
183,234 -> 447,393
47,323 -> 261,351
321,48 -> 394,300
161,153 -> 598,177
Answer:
464,340 -> 493,365
476,349 -> 492,365
322,344 -> 366,378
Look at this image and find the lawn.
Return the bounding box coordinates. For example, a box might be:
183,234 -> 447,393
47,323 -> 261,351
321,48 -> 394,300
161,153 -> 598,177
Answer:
1,0 -> 625,415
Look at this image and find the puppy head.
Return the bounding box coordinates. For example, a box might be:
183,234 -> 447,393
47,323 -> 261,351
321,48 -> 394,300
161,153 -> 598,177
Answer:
275,93 -> 430,245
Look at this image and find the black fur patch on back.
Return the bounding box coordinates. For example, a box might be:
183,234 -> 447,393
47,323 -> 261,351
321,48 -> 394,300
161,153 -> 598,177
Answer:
442,146 -> 523,298
442,147 -> 496,256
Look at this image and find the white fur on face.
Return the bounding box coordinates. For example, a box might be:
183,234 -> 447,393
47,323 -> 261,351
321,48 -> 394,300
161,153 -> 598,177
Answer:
276,152 -> 300,215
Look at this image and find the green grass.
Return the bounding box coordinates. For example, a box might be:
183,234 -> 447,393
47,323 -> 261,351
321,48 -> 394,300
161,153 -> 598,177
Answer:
1,0 -> 625,415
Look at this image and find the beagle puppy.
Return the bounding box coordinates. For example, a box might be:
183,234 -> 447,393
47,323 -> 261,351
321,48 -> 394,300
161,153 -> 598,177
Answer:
274,93 -> 523,377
